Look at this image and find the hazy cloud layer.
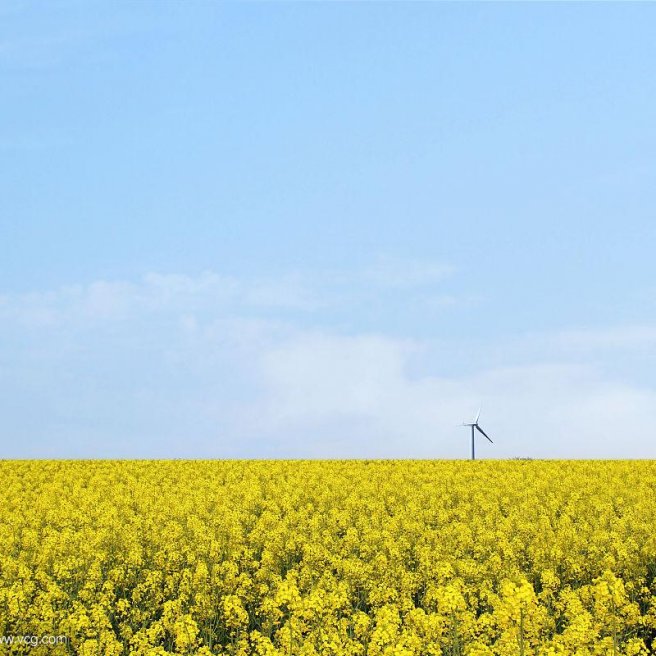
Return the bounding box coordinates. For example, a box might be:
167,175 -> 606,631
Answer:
1,267 -> 655,458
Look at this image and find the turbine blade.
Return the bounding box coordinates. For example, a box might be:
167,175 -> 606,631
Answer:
474,407 -> 481,424
475,424 -> 493,443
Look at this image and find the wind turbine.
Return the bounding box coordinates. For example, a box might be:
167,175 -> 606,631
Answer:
462,408 -> 493,460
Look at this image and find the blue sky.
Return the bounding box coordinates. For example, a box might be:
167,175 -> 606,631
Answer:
2,2 -> 656,458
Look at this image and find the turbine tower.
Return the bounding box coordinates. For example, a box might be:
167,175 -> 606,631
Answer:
462,408 -> 493,460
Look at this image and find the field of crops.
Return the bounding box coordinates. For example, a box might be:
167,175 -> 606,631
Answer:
2,461 -> 656,655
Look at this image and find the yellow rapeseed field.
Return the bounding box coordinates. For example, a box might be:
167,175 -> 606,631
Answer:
1,461 -> 656,655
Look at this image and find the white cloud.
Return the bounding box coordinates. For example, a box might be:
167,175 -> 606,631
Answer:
0,257 -> 458,330
1,269 -> 655,458
0,271 -> 317,328
261,333 -> 417,422
252,342 -> 656,458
